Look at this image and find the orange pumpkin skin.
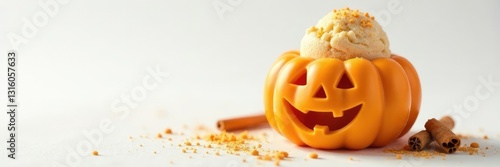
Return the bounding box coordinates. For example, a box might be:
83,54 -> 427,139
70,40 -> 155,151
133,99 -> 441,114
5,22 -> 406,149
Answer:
264,51 -> 421,149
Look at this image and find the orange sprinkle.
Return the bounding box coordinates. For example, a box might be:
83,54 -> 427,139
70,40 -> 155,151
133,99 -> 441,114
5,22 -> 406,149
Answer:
361,20 -> 373,28
262,155 -> 272,161
275,153 -> 285,160
396,154 -> 403,159
309,152 -> 318,159
470,142 -> 480,148
165,128 -> 172,134
251,149 -> 259,156
281,151 -> 289,158
157,133 -> 162,138
92,150 -> 99,156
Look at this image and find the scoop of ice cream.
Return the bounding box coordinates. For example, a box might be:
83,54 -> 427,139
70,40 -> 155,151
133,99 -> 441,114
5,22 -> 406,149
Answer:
300,8 -> 391,60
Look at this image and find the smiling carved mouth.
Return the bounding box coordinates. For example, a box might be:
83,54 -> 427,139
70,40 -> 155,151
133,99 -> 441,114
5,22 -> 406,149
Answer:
284,100 -> 362,133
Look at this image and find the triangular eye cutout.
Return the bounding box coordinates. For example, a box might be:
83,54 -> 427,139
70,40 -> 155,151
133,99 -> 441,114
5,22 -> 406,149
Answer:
314,85 -> 327,98
336,73 -> 354,89
291,72 -> 307,86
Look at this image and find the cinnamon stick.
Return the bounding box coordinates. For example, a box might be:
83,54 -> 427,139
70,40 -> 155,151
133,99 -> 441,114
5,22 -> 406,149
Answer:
216,114 -> 267,131
408,116 -> 454,151
425,118 -> 460,153
408,130 -> 432,151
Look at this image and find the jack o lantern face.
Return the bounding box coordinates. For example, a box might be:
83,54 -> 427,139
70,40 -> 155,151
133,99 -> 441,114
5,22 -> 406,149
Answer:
283,70 -> 363,134
273,57 -> 385,149
264,51 -> 420,149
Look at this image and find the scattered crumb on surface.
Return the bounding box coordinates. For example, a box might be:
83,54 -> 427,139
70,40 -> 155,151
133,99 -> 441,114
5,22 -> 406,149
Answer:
309,152 -> 318,159
165,128 -> 172,134
274,159 -> 280,166
470,142 -> 480,148
384,145 -> 446,159
251,149 -> 259,156
458,144 -> 479,155
262,155 -> 272,161
92,150 -> 99,156
130,126 -> 291,165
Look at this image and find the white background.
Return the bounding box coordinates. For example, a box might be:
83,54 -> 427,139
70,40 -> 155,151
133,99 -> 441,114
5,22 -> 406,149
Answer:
1,0 -> 500,166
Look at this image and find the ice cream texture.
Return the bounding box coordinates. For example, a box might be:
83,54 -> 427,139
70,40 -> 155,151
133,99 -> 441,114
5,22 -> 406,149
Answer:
300,7 -> 391,60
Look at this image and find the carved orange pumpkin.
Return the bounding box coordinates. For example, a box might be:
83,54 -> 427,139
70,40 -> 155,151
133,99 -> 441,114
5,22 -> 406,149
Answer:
264,51 -> 421,149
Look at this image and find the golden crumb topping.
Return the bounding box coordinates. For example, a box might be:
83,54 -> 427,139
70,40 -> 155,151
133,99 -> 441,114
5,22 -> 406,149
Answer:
331,7 -> 374,28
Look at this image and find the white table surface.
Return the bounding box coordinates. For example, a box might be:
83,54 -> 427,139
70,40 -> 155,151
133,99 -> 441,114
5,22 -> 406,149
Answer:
1,0 -> 500,166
